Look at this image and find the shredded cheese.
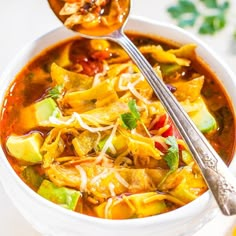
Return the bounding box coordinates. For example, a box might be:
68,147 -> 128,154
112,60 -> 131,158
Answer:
108,183 -> 116,197
117,72 -> 150,104
90,169 -> 109,185
92,63 -> 109,87
118,73 -> 132,90
151,135 -> 168,149
75,165 -> 88,192
114,171 -> 129,188
92,72 -> 103,87
49,112 -> 114,133
127,82 -> 151,104
118,73 -> 144,91
149,116 -> 160,130
108,142 -> 116,155
104,198 -> 113,219
96,121 -> 119,163
122,195 -> 136,213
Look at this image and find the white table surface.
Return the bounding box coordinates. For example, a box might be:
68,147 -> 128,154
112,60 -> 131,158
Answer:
0,1 -> 236,235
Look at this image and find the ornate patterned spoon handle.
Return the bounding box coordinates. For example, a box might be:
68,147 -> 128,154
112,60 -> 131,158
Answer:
107,29 -> 236,216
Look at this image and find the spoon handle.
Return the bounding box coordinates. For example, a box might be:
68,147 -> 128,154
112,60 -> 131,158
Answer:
108,30 -> 236,216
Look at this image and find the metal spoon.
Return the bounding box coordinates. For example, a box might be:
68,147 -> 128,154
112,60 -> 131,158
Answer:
47,0 -> 236,215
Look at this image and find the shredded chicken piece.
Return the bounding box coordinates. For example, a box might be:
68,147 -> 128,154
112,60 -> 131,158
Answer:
60,2 -> 82,15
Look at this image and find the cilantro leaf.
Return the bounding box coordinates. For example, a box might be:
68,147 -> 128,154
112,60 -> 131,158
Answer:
167,0 -> 230,35
164,136 -> 179,171
120,100 -> 140,130
168,0 -> 198,18
48,85 -> 63,99
179,17 -> 197,28
128,99 -> 140,120
168,0 -> 199,27
120,112 -> 137,130
200,0 -> 218,8
199,14 -> 226,34
120,100 -> 151,136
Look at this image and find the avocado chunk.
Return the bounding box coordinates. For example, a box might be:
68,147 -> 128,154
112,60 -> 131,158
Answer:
98,134 -> 127,157
189,97 -> 217,133
22,166 -> 44,190
6,132 -> 43,163
38,180 -> 81,210
20,98 -> 58,130
34,98 -> 58,124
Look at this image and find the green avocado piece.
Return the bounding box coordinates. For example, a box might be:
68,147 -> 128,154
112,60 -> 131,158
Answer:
6,132 -> 43,163
98,134 -> 127,156
160,63 -> 181,76
20,98 -> 58,130
189,97 -> 217,133
22,166 -> 44,190
34,98 -> 58,124
38,180 -> 81,210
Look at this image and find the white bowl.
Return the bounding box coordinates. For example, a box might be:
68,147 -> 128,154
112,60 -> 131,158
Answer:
0,16 -> 235,236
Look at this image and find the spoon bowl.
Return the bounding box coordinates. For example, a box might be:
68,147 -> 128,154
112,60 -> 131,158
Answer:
47,0 -> 131,37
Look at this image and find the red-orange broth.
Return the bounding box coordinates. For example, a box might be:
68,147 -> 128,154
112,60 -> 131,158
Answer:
0,33 -> 235,219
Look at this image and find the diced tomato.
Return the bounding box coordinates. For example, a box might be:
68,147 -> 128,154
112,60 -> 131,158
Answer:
72,54 -> 88,63
154,141 -> 167,153
162,121 -> 181,138
152,114 -> 182,139
151,114 -> 185,151
91,50 -> 111,60
152,114 -> 167,130
80,60 -> 103,76
72,55 -> 104,76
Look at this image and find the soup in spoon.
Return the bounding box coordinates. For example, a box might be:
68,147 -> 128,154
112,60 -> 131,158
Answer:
48,0 -> 130,36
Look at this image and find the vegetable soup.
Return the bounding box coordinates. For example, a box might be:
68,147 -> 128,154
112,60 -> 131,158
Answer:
0,33 -> 235,219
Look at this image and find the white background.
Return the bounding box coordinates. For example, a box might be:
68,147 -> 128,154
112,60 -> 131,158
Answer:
0,1 -> 236,235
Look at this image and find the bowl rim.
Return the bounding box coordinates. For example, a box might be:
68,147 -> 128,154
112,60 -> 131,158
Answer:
0,15 -> 235,228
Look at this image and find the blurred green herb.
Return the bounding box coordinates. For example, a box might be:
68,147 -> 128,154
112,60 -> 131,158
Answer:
24,72 -> 34,82
200,0 -> 218,8
233,29 -> 236,40
121,99 -> 140,130
48,85 -> 63,99
157,136 -> 180,188
121,112 -> 137,130
168,0 -> 199,28
168,0 -> 230,35
164,136 -> 179,171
